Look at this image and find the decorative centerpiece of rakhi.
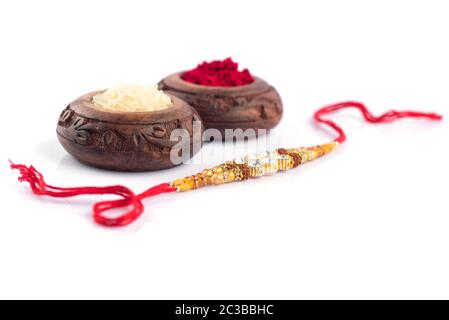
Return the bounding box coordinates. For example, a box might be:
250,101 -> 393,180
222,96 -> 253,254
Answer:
171,143 -> 336,192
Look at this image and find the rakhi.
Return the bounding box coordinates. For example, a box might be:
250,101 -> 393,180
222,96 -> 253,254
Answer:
10,101 -> 442,227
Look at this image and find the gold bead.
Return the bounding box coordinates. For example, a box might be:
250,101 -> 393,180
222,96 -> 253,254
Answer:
183,177 -> 195,189
202,169 -> 213,177
322,142 -> 337,154
200,169 -> 212,184
233,167 -> 244,181
179,183 -> 192,192
212,173 -> 225,185
249,166 -> 264,177
195,174 -> 205,188
173,179 -> 184,186
213,167 -> 223,174
226,171 -> 235,182
277,155 -> 292,171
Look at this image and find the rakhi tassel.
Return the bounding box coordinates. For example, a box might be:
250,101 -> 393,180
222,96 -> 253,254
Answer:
9,161 -> 176,227
10,101 -> 442,227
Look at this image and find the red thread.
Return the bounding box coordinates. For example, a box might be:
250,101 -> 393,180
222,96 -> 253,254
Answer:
9,161 -> 176,227
314,101 -> 443,144
182,58 -> 254,87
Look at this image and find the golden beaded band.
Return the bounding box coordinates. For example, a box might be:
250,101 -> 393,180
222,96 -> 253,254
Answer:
171,142 -> 338,192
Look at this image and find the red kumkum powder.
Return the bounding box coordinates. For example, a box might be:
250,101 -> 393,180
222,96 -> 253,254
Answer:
182,58 -> 255,87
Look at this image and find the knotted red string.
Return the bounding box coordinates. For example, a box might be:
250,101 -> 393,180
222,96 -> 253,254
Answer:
9,161 -> 176,227
314,101 -> 443,143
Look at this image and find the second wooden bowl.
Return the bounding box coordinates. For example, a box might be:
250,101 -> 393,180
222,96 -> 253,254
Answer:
159,72 -> 283,136
57,91 -> 203,171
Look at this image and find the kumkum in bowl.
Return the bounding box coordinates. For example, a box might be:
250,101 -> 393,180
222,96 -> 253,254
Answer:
159,58 -> 283,137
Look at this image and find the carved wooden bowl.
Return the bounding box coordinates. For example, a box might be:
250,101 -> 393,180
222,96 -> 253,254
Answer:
158,73 -> 283,137
57,91 -> 203,171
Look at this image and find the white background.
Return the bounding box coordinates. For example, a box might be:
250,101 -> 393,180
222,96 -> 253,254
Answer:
1,0 -> 448,300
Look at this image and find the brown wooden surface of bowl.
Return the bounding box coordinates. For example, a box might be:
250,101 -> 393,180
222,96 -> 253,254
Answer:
158,72 -> 283,136
57,91 -> 203,171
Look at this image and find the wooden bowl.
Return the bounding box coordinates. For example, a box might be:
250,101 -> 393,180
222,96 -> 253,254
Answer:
158,72 -> 283,137
56,91 -> 203,171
